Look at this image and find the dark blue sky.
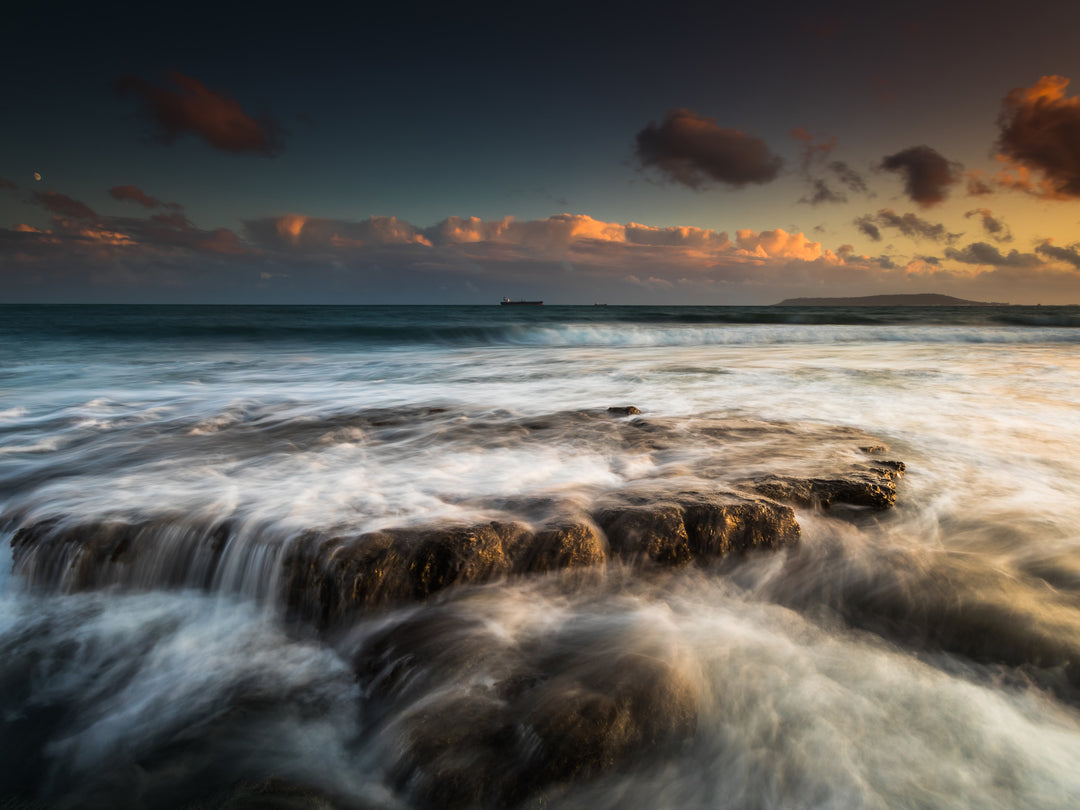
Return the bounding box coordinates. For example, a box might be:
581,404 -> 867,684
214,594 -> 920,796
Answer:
3,0 -> 1080,303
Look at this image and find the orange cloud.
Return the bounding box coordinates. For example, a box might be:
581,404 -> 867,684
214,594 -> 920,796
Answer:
997,76 -> 1080,199
249,215 -> 432,250
734,228 -> 839,263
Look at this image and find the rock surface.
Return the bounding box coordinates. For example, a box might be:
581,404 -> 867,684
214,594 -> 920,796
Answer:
282,493 -> 798,625
597,490 -> 800,565
745,461 -> 906,511
6,411 -> 905,625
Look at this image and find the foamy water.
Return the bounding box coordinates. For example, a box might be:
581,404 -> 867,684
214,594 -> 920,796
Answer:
2,305 -> 1079,808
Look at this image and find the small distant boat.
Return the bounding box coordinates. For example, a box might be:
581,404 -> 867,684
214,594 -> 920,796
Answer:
593,302 -> 608,306
500,298 -> 543,305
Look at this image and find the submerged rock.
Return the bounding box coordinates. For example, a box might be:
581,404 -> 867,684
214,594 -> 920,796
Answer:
355,596 -> 702,809
607,406 -> 642,416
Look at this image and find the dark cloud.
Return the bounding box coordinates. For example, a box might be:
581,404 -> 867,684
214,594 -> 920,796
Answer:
854,215 -> 881,241
914,254 -> 942,266
944,242 -> 1040,267
801,179 -> 846,205
115,71 -> 284,156
964,208 -> 1012,242
0,177 -> 17,191
880,145 -> 960,207
856,209 -> 959,243
109,184 -> 181,210
829,161 -> 868,194
635,108 -> 782,190
876,255 -> 896,269
33,191 -> 97,220
792,131 -> 864,206
864,207 -> 959,243
1036,240 -> 1080,268
997,76 -> 1080,199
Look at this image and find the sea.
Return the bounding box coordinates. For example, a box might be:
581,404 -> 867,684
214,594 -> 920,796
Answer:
2,303 -> 1080,809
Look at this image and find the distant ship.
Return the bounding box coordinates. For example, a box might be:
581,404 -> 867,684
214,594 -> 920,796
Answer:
500,298 -> 543,305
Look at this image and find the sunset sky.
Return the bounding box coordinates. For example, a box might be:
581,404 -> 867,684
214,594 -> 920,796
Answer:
3,0 -> 1080,304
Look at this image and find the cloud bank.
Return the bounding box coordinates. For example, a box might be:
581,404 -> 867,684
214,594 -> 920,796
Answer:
5,187 -> 1080,304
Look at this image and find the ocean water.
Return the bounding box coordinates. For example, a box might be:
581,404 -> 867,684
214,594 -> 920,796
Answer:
2,304 -> 1080,809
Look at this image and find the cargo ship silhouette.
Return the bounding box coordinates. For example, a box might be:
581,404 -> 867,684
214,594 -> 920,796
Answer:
500,297 -> 543,305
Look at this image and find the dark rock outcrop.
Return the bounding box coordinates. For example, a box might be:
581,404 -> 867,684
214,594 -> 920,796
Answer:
745,461 -> 906,511
598,491 -> 800,565
282,496 -> 798,625
282,521 -> 534,625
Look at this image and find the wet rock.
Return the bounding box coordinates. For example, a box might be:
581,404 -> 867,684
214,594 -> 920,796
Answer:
746,462 -> 906,511
597,491 -> 800,565
282,521 -> 535,625
606,406 -> 642,416
521,521 -> 608,573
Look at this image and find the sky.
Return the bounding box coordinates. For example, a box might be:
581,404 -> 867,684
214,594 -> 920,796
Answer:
3,0 -> 1080,304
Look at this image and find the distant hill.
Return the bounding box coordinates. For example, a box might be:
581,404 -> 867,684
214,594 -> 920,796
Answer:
774,294 -> 1005,307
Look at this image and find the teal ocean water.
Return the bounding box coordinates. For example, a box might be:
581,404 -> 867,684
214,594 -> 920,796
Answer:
2,305 -> 1080,808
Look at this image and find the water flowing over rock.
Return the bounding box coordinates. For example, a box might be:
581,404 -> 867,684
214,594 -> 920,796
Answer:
6,411 -> 905,629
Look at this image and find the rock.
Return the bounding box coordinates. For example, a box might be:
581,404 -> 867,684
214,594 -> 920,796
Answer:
282,521 -> 535,625
519,521 -> 608,573
746,462 -> 906,511
606,406 -> 642,416
597,491 -> 800,565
